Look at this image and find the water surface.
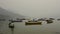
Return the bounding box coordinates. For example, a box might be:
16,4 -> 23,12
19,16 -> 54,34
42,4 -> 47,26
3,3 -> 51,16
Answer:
0,20 -> 60,34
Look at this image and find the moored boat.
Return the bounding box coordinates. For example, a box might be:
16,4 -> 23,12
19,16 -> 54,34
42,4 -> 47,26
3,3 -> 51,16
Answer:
46,20 -> 53,24
25,21 -> 42,25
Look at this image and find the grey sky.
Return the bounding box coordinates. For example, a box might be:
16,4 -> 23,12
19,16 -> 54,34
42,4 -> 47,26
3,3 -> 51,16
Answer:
0,0 -> 60,18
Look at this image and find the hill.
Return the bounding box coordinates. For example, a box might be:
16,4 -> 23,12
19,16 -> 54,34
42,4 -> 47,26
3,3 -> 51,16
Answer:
0,7 -> 25,21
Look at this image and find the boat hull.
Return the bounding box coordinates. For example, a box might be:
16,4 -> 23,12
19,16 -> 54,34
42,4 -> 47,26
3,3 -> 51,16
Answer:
25,22 -> 42,25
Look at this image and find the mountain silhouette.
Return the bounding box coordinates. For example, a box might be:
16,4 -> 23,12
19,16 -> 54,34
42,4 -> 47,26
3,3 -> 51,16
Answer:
0,7 -> 25,21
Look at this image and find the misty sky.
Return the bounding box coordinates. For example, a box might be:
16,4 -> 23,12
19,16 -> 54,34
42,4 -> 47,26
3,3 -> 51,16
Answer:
0,0 -> 60,18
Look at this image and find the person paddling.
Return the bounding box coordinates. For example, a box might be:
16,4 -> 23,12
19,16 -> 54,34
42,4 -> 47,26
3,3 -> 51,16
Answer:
9,22 -> 14,28
8,22 -> 14,34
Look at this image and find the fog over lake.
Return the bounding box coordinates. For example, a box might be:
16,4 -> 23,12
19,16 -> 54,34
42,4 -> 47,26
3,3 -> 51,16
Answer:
0,0 -> 60,18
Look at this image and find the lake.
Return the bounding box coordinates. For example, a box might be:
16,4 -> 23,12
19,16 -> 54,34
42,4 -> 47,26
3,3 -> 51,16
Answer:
0,20 -> 60,34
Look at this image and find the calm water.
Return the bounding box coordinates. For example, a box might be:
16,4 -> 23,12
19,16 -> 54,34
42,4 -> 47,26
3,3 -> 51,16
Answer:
0,20 -> 60,34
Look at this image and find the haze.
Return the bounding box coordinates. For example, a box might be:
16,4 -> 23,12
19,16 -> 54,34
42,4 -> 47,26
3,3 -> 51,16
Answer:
0,0 -> 60,18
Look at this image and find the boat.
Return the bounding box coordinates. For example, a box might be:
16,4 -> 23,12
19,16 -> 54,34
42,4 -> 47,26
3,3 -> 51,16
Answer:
11,20 -> 22,22
25,21 -> 42,25
9,19 -> 22,22
46,20 -> 53,24
49,18 -> 55,20
0,19 -> 6,21
57,19 -> 60,21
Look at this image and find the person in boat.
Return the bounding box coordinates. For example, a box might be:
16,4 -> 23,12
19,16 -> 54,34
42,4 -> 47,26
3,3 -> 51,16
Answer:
8,22 -> 14,31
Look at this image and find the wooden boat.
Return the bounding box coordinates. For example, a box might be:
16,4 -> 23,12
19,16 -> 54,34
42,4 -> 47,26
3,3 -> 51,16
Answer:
25,21 -> 42,25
